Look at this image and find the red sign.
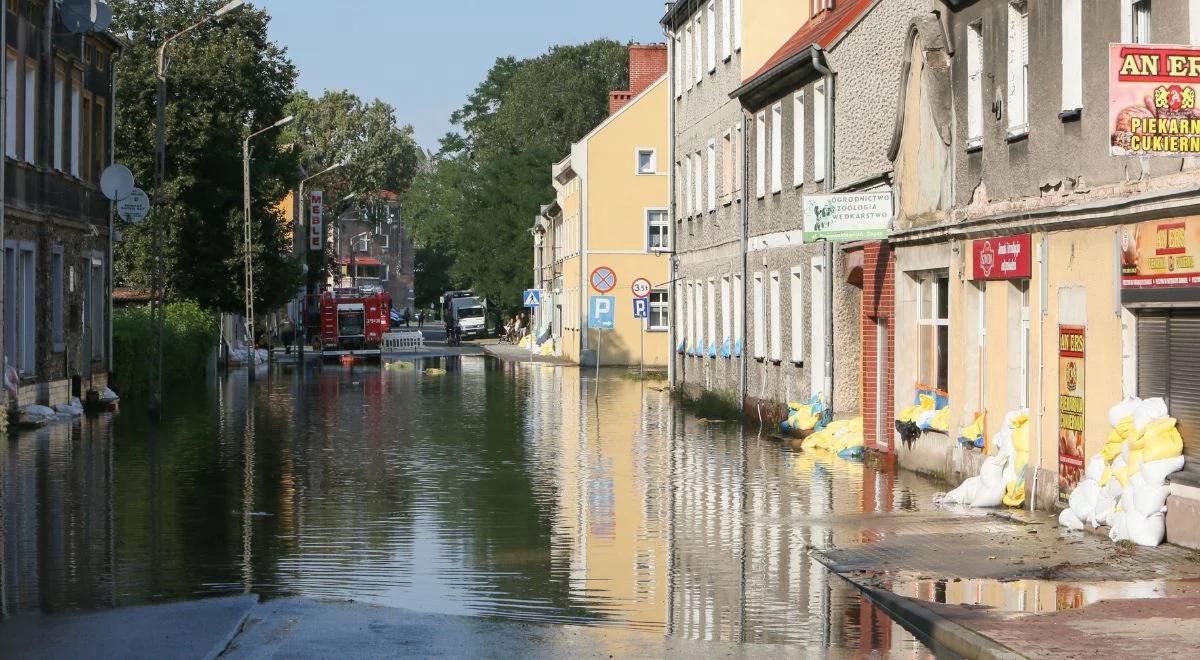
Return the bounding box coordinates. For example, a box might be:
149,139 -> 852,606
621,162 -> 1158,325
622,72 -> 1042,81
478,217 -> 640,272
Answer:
971,234 -> 1031,280
1121,218 -> 1200,288
590,266 -> 616,293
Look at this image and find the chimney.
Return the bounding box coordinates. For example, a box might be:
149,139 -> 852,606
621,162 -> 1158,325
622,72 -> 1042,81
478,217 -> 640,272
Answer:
609,43 -> 668,114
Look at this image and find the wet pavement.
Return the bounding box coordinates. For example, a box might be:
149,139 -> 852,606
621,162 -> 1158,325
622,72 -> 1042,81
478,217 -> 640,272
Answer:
1,356 -> 940,656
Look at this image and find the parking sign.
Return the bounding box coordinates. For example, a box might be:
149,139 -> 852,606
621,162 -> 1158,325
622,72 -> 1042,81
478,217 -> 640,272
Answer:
588,296 -> 615,329
633,297 -> 649,319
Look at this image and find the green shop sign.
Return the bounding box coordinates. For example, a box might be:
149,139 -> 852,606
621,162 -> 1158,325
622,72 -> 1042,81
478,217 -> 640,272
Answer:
802,191 -> 893,242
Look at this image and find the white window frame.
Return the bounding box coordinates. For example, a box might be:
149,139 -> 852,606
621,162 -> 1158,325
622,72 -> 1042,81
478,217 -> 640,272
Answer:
5,51 -> 17,160
646,208 -> 669,252
770,102 -> 783,194
967,21 -> 984,147
734,0 -> 742,51
674,33 -> 683,97
648,289 -> 669,332
694,17 -> 703,85
813,81 -> 826,183
707,139 -> 717,212
636,147 -> 658,175
721,275 -> 732,354
694,280 -> 704,356
1061,0 -> 1082,113
723,0 -> 733,61
685,25 -> 694,90
706,279 -> 717,356
24,59 -> 36,165
5,240 -> 37,376
685,282 -> 695,352
793,91 -> 805,187
790,267 -> 804,364
753,272 -> 766,359
1006,1 -> 1029,135
769,271 -> 782,363
733,273 -> 744,354
917,271 -> 951,391
755,110 -> 766,199
685,154 -> 694,216
707,2 -> 717,73
695,150 -> 703,216
53,65 -> 64,171
1126,0 -> 1151,44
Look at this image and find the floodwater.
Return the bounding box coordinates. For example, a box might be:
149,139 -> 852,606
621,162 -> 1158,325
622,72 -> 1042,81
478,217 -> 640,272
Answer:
2,356 -> 941,654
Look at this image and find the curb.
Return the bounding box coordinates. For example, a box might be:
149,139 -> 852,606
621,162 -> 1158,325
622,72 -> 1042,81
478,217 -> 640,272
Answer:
815,557 -> 1026,660
205,595 -> 260,660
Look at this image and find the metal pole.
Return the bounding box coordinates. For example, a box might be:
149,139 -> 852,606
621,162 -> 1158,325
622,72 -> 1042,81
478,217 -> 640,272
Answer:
594,328 -> 602,399
243,136 -> 256,381
0,4 -> 7,387
528,304 -> 534,365
640,322 -> 644,382
297,180 -> 305,359
149,47 -> 168,418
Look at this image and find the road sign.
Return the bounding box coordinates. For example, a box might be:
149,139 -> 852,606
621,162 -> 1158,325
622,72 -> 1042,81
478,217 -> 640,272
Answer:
588,296 -> 615,329
590,266 -> 616,293
633,297 -> 649,319
631,277 -> 652,298
117,188 -> 150,223
523,289 -> 542,308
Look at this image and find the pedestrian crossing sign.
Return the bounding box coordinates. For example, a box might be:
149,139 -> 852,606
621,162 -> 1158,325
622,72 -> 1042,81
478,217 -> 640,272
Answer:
523,289 -> 542,308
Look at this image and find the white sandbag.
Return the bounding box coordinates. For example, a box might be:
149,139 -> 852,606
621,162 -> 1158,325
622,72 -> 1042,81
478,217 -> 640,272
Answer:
1109,396 -> 1142,427
99,387 -> 119,403
1108,512 -> 1130,542
1121,442 -> 1131,464
1086,455 -> 1105,483
1069,479 -> 1101,521
1133,397 -> 1169,432
1129,472 -> 1146,489
1112,455 -> 1128,472
915,409 -> 938,429
1125,511 -> 1167,547
1130,484 -> 1170,517
1141,456 -> 1187,488
1091,488 -> 1117,528
1059,508 -> 1085,530
1105,477 -> 1124,499
979,453 -> 1008,487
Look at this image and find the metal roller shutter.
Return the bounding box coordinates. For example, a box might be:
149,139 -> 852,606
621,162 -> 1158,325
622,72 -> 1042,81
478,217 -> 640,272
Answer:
1138,310 -> 1200,476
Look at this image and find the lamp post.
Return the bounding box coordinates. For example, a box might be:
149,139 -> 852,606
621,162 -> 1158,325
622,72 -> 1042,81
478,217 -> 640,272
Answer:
296,160 -> 348,358
150,0 -> 246,418
243,114 -> 294,381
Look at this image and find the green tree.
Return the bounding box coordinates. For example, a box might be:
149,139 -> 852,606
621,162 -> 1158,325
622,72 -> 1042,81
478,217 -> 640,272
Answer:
111,0 -> 300,313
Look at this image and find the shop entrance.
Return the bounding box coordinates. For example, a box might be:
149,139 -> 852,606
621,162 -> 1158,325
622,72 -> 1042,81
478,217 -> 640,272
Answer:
1136,309 -> 1200,478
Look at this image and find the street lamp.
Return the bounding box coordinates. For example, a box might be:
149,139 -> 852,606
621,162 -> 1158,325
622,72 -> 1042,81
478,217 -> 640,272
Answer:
243,114 -> 295,381
149,0 -> 247,417
295,159 -> 349,357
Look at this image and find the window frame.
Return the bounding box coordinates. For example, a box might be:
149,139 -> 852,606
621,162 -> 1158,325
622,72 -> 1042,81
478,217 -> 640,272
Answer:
755,110 -> 766,198
790,267 -> 804,364
723,0 -> 733,61
813,81 -> 827,183
51,246 -> 65,352
793,91 -> 805,187
706,138 -> 717,212
1061,0 -> 1082,114
733,273 -> 744,355
967,21 -> 984,148
706,278 -> 717,356
645,208 -> 669,253
770,102 -> 783,194
53,60 -> 65,171
635,147 -> 658,175
23,57 -> 36,165
769,271 -> 782,363
5,49 -> 17,160
916,271 -> 951,391
647,289 -> 669,332
707,1 -> 717,73
721,275 -> 732,354
1006,1 -> 1029,137
753,272 -> 766,360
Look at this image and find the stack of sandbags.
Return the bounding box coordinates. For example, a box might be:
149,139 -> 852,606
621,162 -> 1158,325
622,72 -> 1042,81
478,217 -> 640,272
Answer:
935,409 -> 1029,508
804,417 -> 865,459
781,395 -> 830,435
958,412 -> 987,449
897,392 -> 953,438
1057,397 -> 1186,547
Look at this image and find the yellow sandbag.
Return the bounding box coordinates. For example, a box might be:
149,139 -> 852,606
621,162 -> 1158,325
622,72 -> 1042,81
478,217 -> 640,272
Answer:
1142,417 -> 1177,438
930,407 -> 952,432
1100,441 -> 1124,463
1003,415 -> 1031,507
1126,450 -> 1144,475
898,404 -> 920,423
961,412 -> 986,442
1115,465 -> 1135,488
1100,466 -> 1113,486
1003,483 -> 1025,508
1142,428 -> 1184,462
898,394 -> 936,423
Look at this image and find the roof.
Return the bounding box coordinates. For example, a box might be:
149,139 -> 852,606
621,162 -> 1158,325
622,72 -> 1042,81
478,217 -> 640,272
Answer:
742,0 -> 877,87
338,257 -> 382,267
113,287 -> 152,302
661,0 -> 700,29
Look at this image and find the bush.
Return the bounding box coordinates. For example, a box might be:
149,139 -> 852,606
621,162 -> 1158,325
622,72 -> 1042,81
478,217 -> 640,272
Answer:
113,300 -> 218,394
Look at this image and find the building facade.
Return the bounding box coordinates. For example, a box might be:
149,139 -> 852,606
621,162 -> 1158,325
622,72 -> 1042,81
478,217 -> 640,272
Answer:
538,44 -> 670,367
329,192 -> 415,315
3,1 -> 119,410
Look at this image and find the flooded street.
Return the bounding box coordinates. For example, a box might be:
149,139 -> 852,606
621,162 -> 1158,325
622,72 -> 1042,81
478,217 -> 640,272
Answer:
2,356 -> 941,654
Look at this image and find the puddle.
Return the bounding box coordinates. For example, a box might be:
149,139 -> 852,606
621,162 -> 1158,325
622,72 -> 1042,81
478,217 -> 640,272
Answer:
888,576 -> 1168,614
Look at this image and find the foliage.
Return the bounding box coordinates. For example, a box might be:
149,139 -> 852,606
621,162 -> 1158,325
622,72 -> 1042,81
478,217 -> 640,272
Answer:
111,0 -> 300,314
406,40 -> 629,316
680,389 -> 744,421
112,301 -> 218,394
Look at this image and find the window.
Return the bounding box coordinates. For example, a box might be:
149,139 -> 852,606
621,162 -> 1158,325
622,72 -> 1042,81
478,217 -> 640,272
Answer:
706,279 -> 717,356
4,242 -> 36,376
637,148 -> 657,174
87,257 -> 105,361
769,271 -> 782,362
734,0 -> 742,51
694,17 -> 703,85
685,154 -> 694,216
790,267 -> 804,363
1061,0 -> 1082,112
5,51 -> 16,159
83,93 -> 93,180
685,26 -> 693,90
694,280 -> 704,356
793,92 -> 805,187
813,81 -> 826,182
648,290 -> 669,331
53,63 -> 64,171
733,125 -> 743,195
685,282 -> 694,352
917,271 -> 950,392
967,22 -> 983,146
1006,1 -> 1028,134
1131,0 -> 1151,44
23,59 -> 35,165
721,131 -> 733,200
51,249 -> 64,350
647,209 -> 669,252
694,149 -> 703,215
770,102 -> 782,194
706,139 -> 716,212
721,275 -> 731,354
707,2 -> 717,72
722,0 -> 733,61
753,272 -> 765,359
71,70 -> 82,177
1015,280 -> 1030,407
674,33 -> 683,96
733,273 -> 744,356
755,110 -> 766,198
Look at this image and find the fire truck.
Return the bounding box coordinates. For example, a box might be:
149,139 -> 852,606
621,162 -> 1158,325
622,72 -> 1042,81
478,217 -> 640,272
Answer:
319,288 -> 392,358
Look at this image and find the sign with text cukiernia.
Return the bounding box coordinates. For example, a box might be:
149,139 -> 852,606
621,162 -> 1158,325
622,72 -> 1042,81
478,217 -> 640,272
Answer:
309,191 -> 324,251
1058,326 -> 1086,500
802,192 -> 893,242
1120,217 -> 1200,288
1110,43 -> 1200,157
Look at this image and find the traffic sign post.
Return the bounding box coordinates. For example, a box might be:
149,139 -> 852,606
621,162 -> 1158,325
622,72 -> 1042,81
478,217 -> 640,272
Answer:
591,266 -> 617,294
589,295 -> 615,391
523,289 -> 542,363
631,277 -> 652,299
633,297 -> 649,381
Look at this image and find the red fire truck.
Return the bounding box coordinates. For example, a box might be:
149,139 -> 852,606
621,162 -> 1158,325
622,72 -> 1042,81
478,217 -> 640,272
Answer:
319,288 -> 392,358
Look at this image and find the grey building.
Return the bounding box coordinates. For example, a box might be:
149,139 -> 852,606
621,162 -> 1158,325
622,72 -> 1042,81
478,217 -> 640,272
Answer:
330,192 -> 415,317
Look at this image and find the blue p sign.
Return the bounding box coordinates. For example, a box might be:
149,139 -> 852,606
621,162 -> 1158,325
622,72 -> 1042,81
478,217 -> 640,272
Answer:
589,295 -> 615,329
633,297 -> 649,319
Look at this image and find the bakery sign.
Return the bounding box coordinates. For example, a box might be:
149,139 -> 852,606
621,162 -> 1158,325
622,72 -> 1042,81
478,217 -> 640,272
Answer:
1121,217 -> 1200,288
971,234 -> 1031,280
1110,43 -> 1200,157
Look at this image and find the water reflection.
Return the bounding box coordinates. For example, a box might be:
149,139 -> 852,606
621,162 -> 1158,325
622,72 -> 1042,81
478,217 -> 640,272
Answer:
2,359 -> 935,653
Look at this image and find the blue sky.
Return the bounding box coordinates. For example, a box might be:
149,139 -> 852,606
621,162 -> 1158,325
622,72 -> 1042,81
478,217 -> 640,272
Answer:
254,0 -> 667,150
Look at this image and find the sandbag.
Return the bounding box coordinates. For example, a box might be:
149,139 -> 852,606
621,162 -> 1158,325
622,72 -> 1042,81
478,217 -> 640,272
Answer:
1086,455 -> 1105,483
1059,508 -> 1085,530
1133,398 -> 1169,432
1003,413 -> 1031,508
1125,510 -> 1167,547
1109,396 -> 1142,427
959,412 -> 986,448
1090,488 -> 1117,528
914,408 -> 938,430
1105,476 -> 1124,499
1141,455 -> 1187,488
938,454 -> 1007,508
1069,479 -> 1101,521
1141,427 -> 1184,463
929,406 -> 952,432
1108,512 -> 1130,542
1129,484 -> 1170,517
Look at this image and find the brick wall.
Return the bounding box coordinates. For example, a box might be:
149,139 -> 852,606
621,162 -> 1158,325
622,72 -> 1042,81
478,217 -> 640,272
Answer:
610,44 -> 667,114
862,241 -> 895,452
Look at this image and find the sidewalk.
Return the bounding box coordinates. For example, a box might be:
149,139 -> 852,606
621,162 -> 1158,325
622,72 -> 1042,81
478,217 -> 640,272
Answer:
482,341 -> 575,365
813,503 -> 1200,659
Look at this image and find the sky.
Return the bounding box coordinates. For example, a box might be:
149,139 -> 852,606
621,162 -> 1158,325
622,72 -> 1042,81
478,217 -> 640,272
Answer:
253,0 -> 667,151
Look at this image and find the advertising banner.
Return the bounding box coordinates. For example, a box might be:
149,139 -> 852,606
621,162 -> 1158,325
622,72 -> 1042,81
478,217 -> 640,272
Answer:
309,191 -> 324,251
971,234 -> 1031,280
802,191 -> 893,242
1110,43 -> 1200,157
1120,217 -> 1200,288
1058,325 -> 1086,500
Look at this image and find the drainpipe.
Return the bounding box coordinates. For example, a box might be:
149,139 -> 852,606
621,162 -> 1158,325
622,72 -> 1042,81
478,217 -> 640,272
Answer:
665,23 -> 677,390
109,44 -> 122,377
739,109 -> 749,412
1032,233 -> 1048,511
813,48 -> 836,410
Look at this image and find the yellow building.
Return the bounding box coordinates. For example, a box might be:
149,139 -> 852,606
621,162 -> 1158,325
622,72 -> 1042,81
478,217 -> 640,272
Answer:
539,45 -> 671,367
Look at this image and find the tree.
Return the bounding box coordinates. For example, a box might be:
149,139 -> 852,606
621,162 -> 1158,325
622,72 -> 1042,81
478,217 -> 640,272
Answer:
111,0 -> 300,313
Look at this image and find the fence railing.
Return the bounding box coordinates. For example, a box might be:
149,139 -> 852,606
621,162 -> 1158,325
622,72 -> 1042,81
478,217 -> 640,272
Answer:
382,331 -> 425,353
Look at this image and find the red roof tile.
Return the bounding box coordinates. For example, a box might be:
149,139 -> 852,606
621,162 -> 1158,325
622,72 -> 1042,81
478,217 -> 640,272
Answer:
338,257 -> 382,267
743,0 -> 876,86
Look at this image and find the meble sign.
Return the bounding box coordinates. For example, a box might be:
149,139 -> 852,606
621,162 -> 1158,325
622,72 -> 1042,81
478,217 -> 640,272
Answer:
971,234 -> 1031,281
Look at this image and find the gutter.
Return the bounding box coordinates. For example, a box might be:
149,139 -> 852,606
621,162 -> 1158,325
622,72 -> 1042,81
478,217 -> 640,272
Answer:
666,22 -> 677,390
729,45 -> 820,111
813,48 -> 837,410
739,110 -> 749,411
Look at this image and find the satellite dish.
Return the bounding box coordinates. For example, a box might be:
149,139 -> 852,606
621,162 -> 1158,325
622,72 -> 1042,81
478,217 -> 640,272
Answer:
93,1 -> 113,32
117,188 -> 150,224
60,0 -> 96,34
100,164 -> 135,201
